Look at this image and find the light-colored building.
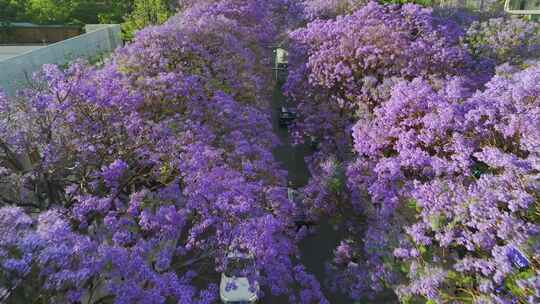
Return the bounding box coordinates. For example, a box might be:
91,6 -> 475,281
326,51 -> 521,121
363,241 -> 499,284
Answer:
0,24 -> 122,95
505,0 -> 540,14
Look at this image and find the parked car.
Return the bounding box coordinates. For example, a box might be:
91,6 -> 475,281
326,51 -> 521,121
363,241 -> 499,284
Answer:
279,106 -> 297,127
220,251 -> 259,303
273,48 -> 289,82
287,185 -> 316,232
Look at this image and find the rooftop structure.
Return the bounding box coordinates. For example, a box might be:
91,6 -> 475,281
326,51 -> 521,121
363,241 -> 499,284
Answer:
505,0 -> 540,14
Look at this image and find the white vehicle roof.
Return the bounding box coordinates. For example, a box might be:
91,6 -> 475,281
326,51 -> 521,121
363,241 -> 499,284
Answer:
220,276 -> 259,302
220,250 -> 259,302
275,48 -> 288,64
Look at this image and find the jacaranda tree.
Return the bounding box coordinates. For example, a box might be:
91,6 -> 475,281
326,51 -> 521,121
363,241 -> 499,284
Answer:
1,0 -> 540,303
284,1 -> 540,302
0,1 -> 327,303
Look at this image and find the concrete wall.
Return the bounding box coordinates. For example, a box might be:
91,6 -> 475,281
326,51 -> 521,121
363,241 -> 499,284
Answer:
0,24 -> 122,95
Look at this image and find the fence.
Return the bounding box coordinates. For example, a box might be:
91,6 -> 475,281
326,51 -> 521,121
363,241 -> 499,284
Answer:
0,24 -> 122,95
0,24 -> 82,44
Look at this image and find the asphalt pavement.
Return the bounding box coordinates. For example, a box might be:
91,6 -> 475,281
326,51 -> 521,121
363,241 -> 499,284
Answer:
269,83 -> 351,304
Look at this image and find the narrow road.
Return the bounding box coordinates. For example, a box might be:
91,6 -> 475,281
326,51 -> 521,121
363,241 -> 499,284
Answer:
269,83 -> 350,303
267,80 -> 399,303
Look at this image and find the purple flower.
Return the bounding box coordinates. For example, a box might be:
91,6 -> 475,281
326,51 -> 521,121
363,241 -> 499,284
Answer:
101,159 -> 128,189
507,247 -> 529,269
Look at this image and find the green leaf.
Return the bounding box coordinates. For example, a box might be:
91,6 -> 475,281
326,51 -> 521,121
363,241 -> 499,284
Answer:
429,214 -> 445,231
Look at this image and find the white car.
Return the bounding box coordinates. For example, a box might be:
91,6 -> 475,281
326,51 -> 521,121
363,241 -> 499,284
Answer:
220,251 -> 259,303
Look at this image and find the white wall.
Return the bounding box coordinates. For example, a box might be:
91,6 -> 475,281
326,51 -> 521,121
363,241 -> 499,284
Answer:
0,24 -> 122,95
